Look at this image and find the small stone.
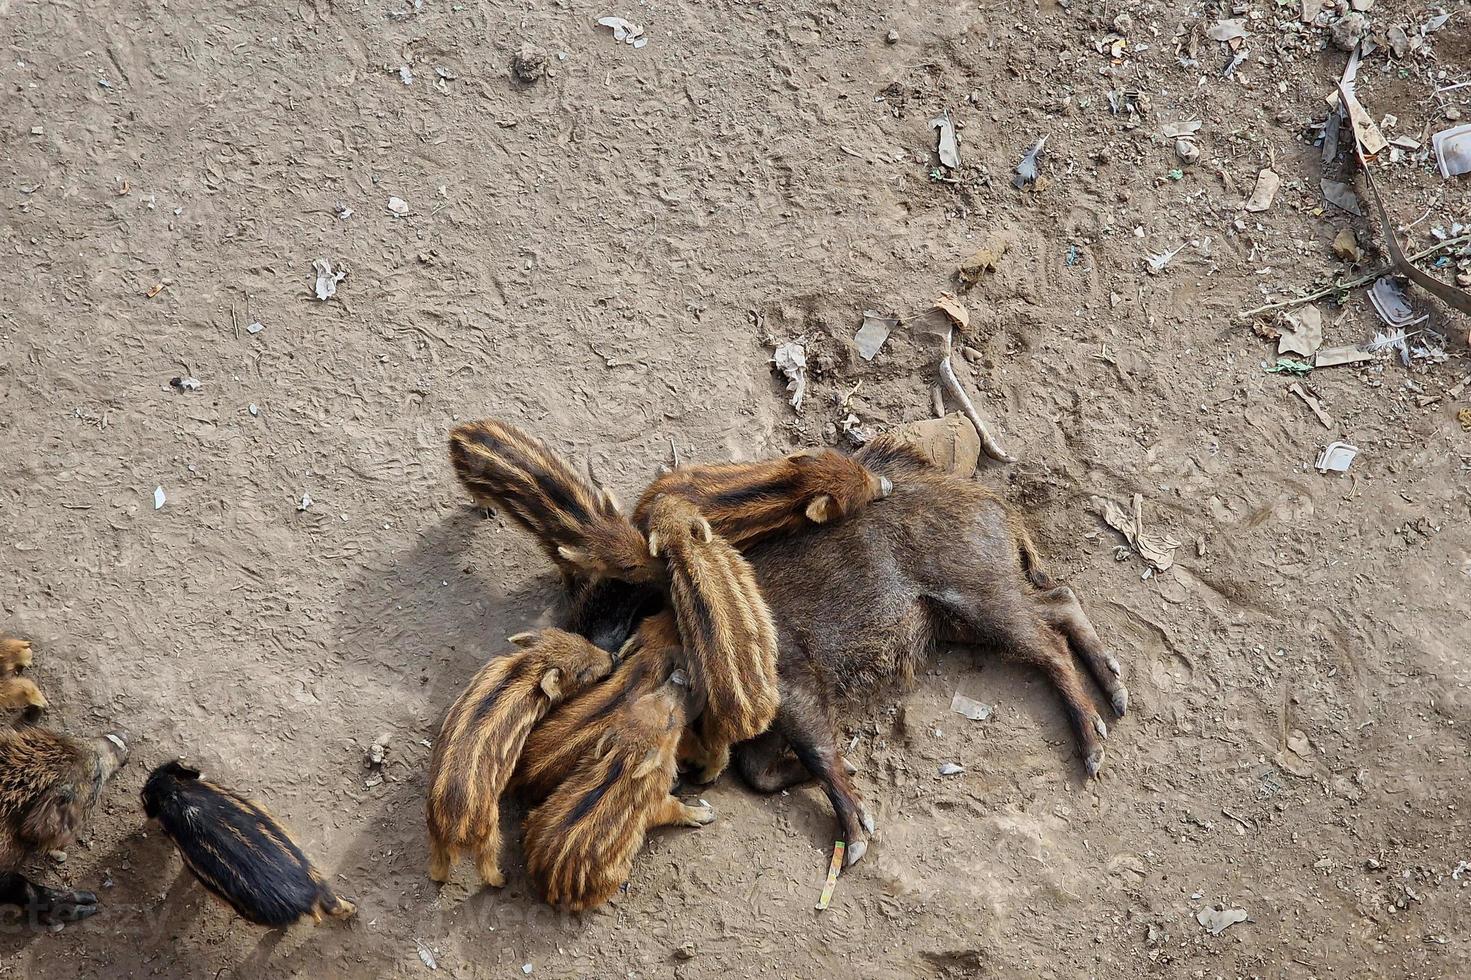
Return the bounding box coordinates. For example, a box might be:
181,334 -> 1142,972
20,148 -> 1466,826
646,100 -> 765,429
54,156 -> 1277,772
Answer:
47,850 -> 67,864
885,29 -> 899,44
1366,858 -> 1382,870
1447,107 -> 1463,121
1329,12 -> 1368,51
512,43 -> 548,83
1332,227 -> 1362,262
248,404 -> 259,416
675,942 -> 697,960
938,762 -> 965,776
1113,13 -> 1132,33
1175,139 -> 1200,164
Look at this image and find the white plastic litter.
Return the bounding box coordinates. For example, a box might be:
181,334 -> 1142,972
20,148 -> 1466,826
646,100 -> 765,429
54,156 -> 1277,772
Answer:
771,341 -> 808,412
597,16 -> 648,47
1314,442 -> 1358,474
313,258 -> 345,301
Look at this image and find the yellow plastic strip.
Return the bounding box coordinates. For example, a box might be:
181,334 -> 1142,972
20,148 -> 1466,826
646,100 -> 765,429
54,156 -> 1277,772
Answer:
815,841 -> 845,910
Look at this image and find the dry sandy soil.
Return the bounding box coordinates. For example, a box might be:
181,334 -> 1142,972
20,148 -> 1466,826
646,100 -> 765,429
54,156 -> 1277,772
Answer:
3,0 -> 1470,977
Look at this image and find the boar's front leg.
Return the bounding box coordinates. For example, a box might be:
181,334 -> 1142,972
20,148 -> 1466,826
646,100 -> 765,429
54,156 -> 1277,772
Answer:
0,872 -> 99,925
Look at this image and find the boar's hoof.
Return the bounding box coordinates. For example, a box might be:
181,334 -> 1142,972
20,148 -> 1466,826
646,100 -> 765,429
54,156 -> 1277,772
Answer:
1110,685 -> 1129,718
844,838 -> 868,868
1084,747 -> 1105,778
687,802 -> 716,826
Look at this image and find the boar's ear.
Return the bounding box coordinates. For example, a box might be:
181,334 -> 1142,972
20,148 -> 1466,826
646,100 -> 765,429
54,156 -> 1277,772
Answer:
18,786 -> 82,850
508,631 -> 538,648
162,759 -> 202,780
694,515 -> 713,544
646,532 -> 662,558
804,494 -> 835,523
539,668 -> 563,701
599,486 -> 622,514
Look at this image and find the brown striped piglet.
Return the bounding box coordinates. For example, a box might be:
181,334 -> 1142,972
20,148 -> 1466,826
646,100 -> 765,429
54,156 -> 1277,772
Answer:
522,669 -> 712,912
0,637 -> 127,926
426,628 -> 615,887
634,448 -> 892,548
644,494 -> 780,784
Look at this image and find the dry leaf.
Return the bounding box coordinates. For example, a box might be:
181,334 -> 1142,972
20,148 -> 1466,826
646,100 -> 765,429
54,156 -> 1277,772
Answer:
933,293 -> 969,331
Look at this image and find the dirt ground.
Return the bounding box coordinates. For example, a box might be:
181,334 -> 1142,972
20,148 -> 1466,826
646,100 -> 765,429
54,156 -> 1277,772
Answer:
3,0 -> 1470,976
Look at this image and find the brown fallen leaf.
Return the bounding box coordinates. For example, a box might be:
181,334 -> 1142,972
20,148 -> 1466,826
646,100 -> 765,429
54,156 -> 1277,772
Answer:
1251,318 -> 1282,341
958,240 -> 1009,288
1331,227 -> 1362,263
933,293 -> 969,331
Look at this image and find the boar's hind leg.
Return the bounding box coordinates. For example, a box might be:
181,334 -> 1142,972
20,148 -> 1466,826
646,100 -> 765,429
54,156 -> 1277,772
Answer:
732,730 -> 812,792
0,873 -> 99,925
774,696 -> 875,869
1034,585 -> 1128,717
942,599 -> 1110,778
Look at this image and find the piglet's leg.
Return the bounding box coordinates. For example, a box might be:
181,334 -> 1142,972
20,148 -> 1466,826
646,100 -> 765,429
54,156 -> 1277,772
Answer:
648,795 -> 715,828
0,873 -> 99,926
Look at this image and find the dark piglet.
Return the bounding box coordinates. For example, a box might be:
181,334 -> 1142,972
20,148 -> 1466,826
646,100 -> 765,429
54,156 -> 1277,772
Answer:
142,761 -> 354,928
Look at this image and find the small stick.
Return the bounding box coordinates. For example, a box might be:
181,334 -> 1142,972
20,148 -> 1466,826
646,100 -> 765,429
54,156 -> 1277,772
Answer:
668,436 -> 679,470
939,327 -> 1016,463
1234,233 -> 1471,321
815,841 -> 845,910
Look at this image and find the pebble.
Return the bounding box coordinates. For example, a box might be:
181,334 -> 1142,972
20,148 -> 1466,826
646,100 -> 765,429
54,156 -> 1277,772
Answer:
885,29 -> 899,44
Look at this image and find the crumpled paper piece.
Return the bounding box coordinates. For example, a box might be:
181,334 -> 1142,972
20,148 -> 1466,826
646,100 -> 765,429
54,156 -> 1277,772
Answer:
1092,493 -> 1181,573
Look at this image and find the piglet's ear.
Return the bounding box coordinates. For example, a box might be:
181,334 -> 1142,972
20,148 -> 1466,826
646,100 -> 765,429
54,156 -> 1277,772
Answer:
695,516 -> 713,544
646,532 -> 662,558
804,494 -> 835,524
539,668 -> 563,701
508,631 -> 538,648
